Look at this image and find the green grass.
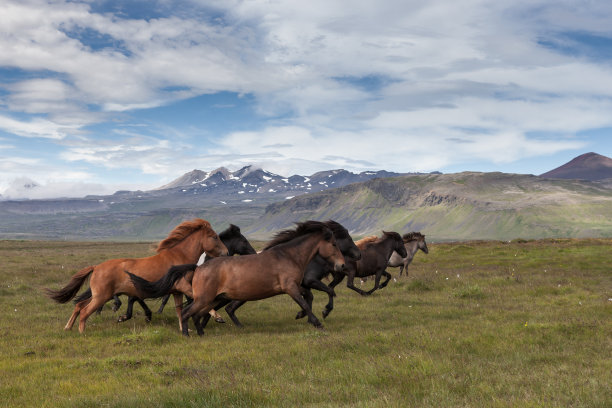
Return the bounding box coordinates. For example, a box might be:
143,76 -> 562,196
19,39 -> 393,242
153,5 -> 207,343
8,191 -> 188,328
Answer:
1,239 -> 611,407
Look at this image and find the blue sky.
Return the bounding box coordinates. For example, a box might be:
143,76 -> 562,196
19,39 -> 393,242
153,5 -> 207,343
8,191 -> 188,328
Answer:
1,0 -> 612,199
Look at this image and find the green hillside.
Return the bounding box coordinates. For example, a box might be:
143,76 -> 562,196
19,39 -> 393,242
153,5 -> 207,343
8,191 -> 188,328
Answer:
247,172 -> 612,240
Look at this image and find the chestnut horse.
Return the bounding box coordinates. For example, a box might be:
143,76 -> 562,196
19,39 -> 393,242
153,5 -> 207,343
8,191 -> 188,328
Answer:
328,231 -> 407,296
128,221 -> 346,336
387,232 -> 428,277
45,218 -> 228,333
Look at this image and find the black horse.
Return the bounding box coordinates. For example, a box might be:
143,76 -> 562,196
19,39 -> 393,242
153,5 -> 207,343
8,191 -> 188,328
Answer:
328,231 -> 407,297
76,224 -> 256,323
224,220 -> 361,327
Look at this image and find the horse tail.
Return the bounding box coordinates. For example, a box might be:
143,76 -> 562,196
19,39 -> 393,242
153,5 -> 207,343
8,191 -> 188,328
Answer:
45,266 -> 95,303
126,264 -> 197,299
73,287 -> 92,304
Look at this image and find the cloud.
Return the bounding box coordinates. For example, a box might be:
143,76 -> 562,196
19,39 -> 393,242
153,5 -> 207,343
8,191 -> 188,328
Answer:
1,0 -> 612,193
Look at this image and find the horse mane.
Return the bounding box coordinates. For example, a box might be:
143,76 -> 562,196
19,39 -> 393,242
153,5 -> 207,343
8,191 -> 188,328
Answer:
383,230 -> 403,242
156,218 -> 212,253
402,232 -> 424,242
324,220 -> 350,240
264,221 -> 332,250
355,235 -> 379,249
219,224 -> 241,240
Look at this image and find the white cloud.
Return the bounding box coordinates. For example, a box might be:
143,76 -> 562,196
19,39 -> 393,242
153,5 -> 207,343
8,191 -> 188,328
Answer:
1,0 -> 612,194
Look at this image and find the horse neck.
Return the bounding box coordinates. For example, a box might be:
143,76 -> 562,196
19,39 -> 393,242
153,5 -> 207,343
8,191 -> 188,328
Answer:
405,240 -> 420,257
378,236 -> 400,259
160,231 -> 203,263
278,233 -> 324,270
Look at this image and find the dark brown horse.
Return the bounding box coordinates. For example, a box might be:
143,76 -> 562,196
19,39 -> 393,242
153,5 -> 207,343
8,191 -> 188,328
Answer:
387,232 -> 428,276
328,231 -> 407,296
45,218 -> 228,333
128,221 -> 346,336
224,220 -> 361,327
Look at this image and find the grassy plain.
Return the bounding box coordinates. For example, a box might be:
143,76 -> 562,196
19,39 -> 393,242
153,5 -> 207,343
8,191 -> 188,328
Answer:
0,238 -> 610,407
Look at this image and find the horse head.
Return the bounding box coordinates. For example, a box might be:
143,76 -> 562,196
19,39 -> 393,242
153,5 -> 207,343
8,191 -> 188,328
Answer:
325,220 -> 361,261
220,224 -> 257,256
316,225 -> 346,272
197,222 -> 228,258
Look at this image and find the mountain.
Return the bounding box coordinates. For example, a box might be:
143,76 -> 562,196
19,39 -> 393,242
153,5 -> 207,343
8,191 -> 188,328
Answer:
540,152 -> 612,181
2,158 -> 611,241
154,166 -> 407,197
0,166 -> 408,240
246,172 -> 612,240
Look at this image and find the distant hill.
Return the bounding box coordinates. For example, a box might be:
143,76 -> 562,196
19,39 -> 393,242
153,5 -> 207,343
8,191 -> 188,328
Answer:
247,172 -> 612,241
2,159 -> 611,242
0,166 -> 409,240
540,152 -> 612,181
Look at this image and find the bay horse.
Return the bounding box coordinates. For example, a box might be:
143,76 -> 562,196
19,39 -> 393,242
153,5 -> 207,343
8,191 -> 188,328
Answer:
224,220 -> 361,327
128,221 -> 346,336
45,218 -> 228,333
328,231 -> 407,296
387,232 -> 428,277
154,224 -> 257,321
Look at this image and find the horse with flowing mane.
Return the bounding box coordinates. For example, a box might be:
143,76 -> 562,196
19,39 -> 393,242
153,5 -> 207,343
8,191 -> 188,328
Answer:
128,221 -> 346,336
224,220 -> 361,327
45,218 -> 228,333
328,231 -> 407,297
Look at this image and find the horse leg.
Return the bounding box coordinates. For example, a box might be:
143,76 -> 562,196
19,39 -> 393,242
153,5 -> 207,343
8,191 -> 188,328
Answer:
327,271 -> 345,291
65,298 -> 91,330
209,309 -> 225,323
302,279 -> 336,319
137,298 -> 152,322
366,271 -> 383,295
345,272 -> 370,296
398,264 -> 405,277
181,298 -> 214,337
225,300 -> 246,328
379,270 -> 393,289
173,293 -> 185,332
112,295 -> 122,312
78,295 -> 112,333
285,284 -> 323,329
295,287 -> 313,320
157,294 -> 171,314
118,296 -> 137,322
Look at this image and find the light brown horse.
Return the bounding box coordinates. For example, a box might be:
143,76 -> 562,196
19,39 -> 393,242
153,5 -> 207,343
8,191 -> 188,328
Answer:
45,218 -> 228,333
128,221 -> 346,336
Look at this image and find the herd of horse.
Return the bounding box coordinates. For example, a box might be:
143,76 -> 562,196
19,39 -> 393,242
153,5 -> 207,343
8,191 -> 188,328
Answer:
45,218 -> 428,336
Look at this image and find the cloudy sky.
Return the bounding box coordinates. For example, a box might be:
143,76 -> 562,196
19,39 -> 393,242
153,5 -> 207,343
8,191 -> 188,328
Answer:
1,0 -> 612,199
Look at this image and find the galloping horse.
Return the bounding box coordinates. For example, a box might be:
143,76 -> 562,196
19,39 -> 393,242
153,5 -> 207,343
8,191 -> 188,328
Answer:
128,221 -> 346,336
45,218 -> 228,333
224,220 -> 361,327
328,231 -> 407,296
155,224 -> 257,321
387,232 -> 428,277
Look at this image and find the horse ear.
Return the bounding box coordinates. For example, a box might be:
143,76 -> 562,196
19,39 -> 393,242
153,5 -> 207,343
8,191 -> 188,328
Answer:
230,224 -> 240,233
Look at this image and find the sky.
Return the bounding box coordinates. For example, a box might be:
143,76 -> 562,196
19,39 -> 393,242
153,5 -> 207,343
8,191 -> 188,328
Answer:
1,0 -> 612,199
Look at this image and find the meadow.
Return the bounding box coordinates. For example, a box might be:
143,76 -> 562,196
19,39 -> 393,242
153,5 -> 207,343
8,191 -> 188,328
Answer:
0,238 -> 610,407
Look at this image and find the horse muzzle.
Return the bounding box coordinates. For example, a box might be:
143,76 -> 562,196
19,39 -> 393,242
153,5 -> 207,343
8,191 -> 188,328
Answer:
334,262 -> 345,272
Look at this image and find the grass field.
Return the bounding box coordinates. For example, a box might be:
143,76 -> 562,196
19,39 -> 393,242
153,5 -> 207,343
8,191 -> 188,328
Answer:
0,238 -> 610,407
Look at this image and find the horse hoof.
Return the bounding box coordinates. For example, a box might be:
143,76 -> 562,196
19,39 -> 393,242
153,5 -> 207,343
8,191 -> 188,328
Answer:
145,316 -> 152,323
322,310 -> 330,319
214,317 -> 226,323
117,315 -> 128,322
295,311 -> 306,320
